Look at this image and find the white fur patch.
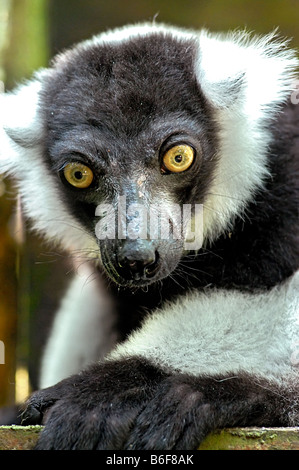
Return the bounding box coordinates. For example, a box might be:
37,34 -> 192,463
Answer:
81,22 -> 197,48
110,271 -> 299,382
196,30 -> 299,241
39,263 -> 117,388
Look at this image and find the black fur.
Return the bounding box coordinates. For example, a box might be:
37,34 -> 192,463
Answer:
22,357 -> 297,450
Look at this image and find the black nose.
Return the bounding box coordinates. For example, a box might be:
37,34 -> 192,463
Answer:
117,240 -> 159,281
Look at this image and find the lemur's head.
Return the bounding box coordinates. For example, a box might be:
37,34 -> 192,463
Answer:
0,24 -> 297,286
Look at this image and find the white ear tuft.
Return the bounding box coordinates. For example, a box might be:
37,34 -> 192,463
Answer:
197,29 -> 299,110
0,72 -> 45,175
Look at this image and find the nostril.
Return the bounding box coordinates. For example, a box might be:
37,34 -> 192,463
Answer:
144,251 -> 160,278
117,249 -> 159,280
128,260 -> 137,269
127,259 -> 141,274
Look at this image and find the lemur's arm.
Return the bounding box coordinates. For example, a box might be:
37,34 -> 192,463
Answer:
23,274 -> 299,450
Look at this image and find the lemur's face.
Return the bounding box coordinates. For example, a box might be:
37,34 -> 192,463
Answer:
2,25 -> 288,286
40,35 -> 218,286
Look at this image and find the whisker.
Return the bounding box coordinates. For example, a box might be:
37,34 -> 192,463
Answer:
34,258 -> 59,265
81,271 -> 99,289
205,192 -> 244,201
202,204 -> 225,216
210,168 -> 250,187
168,273 -> 185,289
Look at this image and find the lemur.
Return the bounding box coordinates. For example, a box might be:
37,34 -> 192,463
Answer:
0,23 -> 299,450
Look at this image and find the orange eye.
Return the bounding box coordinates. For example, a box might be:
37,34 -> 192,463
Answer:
162,145 -> 195,173
63,162 -> 94,189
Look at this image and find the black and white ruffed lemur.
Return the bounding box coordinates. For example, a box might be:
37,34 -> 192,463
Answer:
0,23 -> 299,449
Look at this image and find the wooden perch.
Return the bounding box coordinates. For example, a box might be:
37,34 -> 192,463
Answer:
0,426 -> 299,450
0,425 -> 41,450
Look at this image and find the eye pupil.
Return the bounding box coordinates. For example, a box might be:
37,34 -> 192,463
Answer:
74,171 -> 83,180
174,155 -> 182,163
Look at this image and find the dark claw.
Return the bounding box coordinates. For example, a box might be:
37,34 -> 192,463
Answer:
21,404 -> 43,425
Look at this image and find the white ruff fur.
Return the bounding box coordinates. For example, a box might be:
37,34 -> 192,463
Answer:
0,80 -> 99,255
110,270 -> 299,382
39,263 -> 117,388
196,29 -> 299,241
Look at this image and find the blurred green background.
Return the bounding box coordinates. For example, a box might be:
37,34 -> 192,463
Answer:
0,0 -> 298,412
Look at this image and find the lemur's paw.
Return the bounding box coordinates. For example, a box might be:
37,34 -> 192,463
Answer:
21,358 -> 214,450
22,358 -> 166,449
21,358 -> 286,450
